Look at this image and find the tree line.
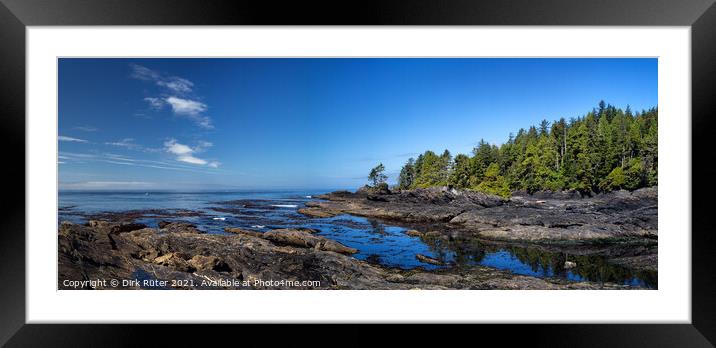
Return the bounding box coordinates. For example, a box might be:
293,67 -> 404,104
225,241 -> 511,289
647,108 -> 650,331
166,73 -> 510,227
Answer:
388,101 -> 657,197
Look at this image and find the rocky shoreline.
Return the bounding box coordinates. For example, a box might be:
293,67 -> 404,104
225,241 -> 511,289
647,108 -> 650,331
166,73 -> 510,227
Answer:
299,186 -> 658,278
58,187 -> 656,290
58,218 -> 631,290
301,186 -> 658,244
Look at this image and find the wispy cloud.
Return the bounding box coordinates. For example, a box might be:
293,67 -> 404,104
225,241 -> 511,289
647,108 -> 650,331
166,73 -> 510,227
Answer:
59,152 -> 96,159
129,64 -> 160,81
130,64 -> 193,94
59,135 -> 88,143
85,181 -> 151,186
157,77 -> 193,94
60,181 -> 154,190
143,97 -> 164,110
59,151 -> 219,174
103,138 -> 161,153
73,126 -> 97,132
164,138 -> 219,167
130,64 -> 213,129
105,138 -> 141,150
164,96 -> 212,129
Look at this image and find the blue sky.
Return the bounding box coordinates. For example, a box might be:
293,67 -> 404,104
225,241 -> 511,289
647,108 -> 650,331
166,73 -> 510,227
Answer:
58,58 -> 657,191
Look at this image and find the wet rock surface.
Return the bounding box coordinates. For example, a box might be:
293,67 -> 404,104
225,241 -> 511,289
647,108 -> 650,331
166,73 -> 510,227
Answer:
58,220 -> 630,290
310,187 -> 505,223
416,254 -> 446,266
304,187 -> 657,244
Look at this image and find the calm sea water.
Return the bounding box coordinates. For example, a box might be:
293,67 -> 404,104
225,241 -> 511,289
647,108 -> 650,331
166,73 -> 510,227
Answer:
58,190 -> 656,288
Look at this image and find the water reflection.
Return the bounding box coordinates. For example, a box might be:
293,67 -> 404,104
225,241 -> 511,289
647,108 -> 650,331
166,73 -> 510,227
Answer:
415,233 -> 657,288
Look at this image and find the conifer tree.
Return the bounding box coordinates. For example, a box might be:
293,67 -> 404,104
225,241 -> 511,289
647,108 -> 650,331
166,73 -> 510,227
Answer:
394,102 -> 657,196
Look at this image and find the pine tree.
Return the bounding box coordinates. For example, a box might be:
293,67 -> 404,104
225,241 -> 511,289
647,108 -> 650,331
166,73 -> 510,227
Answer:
397,158 -> 416,189
449,154 -> 472,189
476,163 -> 511,198
599,166 -> 626,191
395,102 -> 657,196
414,151 -> 448,187
368,163 -> 388,187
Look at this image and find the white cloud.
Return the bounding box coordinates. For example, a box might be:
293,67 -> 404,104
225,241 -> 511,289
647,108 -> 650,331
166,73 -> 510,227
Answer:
163,138 -> 219,167
196,140 -> 213,152
130,64 -> 213,129
157,77 -> 194,93
85,181 -> 152,186
165,96 -> 206,115
164,96 -> 212,129
130,64 -> 194,94
60,181 -> 154,190
177,155 -> 207,165
73,126 -> 97,132
59,135 -> 88,143
164,139 -> 194,155
144,97 -> 164,110
105,138 -> 142,150
193,116 -> 213,129
58,151 -> 218,174
129,64 -> 160,81
59,151 -> 96,159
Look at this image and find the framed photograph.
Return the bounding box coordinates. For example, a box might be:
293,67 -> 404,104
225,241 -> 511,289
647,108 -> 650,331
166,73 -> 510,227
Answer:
2,0 -> 715,345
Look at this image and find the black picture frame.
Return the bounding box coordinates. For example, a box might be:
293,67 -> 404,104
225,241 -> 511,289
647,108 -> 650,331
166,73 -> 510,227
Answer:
1,0 -> 715,346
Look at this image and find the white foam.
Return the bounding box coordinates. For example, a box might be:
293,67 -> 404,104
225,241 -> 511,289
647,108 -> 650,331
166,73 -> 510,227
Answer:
305,195 -> 312,198
251,225 -> 265,229
271,204 -> 298,208
212,217 -> 226,221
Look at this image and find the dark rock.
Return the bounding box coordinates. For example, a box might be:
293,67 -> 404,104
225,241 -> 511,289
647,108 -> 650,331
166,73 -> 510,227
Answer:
416,254 -> 444,265
261,229 -> 358,255
88,220 -> 147,234
357,184 -> 391,195
188,255 -> 231,272
58,220 -> 638,290
153,252 -> 195,272
297,207 -> 341,218
367,195 -> 389,202
304,186 -> 657,244
405,229 -> 423,237
158,221 -> 203,234
529,190 -> 583,200
224,227 -> 263,237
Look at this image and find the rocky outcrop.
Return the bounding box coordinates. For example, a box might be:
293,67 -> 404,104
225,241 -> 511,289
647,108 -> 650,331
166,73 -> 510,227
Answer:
158,221 -> 204,234
297,207 -> 341,218
302,187 -> 658,244
261,229 -> 358,255
416,254 -> 445,266
58,220 -> 629,290
302,187 -> 505,223
224,227 -> 357,254
224,227 -> 263,237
